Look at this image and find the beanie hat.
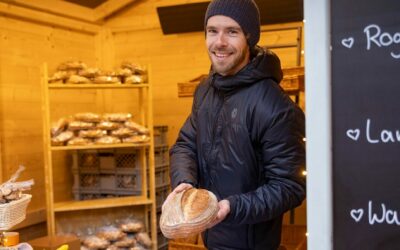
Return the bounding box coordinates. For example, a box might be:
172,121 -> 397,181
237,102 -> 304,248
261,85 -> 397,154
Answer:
204,0 -> 261,49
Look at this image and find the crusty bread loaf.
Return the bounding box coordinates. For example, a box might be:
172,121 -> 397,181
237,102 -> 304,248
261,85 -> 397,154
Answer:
160,188 -> 218,239
181,188 -> 211,221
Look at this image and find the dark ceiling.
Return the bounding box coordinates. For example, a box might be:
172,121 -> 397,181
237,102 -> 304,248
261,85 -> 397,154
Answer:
157,0 -> 304,35
63,0 -> 107,9
60,0 -> 303,35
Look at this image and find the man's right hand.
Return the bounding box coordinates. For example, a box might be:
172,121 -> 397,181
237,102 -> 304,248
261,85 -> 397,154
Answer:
161,183 -> 193,212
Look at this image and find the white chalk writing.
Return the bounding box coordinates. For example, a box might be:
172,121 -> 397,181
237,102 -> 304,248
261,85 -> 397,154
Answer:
364,24 -> 400,59
346,118 -> 400,144
350,201 -> 400,226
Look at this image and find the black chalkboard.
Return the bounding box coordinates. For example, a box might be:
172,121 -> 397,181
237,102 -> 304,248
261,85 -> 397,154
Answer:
332,0 -> 400,249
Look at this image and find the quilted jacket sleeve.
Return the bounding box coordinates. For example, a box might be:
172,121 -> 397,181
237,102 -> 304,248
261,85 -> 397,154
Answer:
169,83 -> 208,189
225,88 -> 306,224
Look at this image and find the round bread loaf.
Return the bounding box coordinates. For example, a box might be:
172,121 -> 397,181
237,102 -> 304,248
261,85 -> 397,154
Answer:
160,188 -> 218,239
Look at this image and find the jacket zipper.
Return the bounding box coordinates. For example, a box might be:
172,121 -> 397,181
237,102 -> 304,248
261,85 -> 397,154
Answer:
210,82 -> 226,161
208,82 -> 225,199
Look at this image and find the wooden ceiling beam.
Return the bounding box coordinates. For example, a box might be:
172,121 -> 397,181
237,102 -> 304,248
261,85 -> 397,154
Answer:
0,0 -> 95,22
0,2 -> 101,34
93,0 -> 136,22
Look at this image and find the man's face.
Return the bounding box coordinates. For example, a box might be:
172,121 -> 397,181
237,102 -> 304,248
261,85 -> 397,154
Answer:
206,15 -> 250,76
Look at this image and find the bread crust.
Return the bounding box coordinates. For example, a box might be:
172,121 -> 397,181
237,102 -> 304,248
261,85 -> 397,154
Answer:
160,188 -> 218,239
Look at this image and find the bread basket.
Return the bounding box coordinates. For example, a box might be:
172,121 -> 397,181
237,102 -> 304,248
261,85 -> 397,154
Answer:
0,194 -> 32,230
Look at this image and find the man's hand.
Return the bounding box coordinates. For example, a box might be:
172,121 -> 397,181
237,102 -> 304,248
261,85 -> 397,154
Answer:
161,183 -> 193,212
207,199 -> 230,228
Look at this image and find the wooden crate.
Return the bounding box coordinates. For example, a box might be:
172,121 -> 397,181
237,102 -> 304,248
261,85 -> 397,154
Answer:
168,241 -> 205,250
280,75 -> 304,94
177,67 -> 305,98
280,224 -> 307,250
281,66 -> 305,95
177,82 -> 198,97
168,234 -> 204,250
282,66 -> 304,77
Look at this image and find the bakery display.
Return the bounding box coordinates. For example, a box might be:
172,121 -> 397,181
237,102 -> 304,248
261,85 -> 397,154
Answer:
119,218 -> 144,233
48,60 -> 147,85
0,165 -> 34,203
49,112 -> 150,146
160,188 -> 219,239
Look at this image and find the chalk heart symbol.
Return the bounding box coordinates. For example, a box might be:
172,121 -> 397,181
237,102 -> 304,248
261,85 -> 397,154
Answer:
346,129 -> 360,141
350,209 -> 364,222
342,37 -> 354,49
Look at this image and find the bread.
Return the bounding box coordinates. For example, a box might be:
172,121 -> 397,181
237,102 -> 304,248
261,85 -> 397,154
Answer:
122,135 -> 150,144
160,188 -> 218,239
103,113 -> 132,122
82,235 -> 109,249
74,112 -> 101,123
181,188 -> 211,221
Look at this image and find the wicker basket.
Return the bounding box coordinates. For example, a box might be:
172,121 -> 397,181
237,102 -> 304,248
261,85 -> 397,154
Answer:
0,194 -> 32,230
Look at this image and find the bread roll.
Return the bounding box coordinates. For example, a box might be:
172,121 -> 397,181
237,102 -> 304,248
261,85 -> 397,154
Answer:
160,188 -> 218,239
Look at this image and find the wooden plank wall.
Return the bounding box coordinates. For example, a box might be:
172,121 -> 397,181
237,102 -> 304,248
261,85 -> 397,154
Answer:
0,14 -> 97,229
104,0 -> 304,147
0,0 -> 305,235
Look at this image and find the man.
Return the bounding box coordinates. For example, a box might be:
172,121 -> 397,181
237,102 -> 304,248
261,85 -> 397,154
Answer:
167,0 -> 306,249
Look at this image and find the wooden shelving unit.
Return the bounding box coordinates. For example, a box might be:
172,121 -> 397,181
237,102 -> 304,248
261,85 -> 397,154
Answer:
41,63 -> 158,249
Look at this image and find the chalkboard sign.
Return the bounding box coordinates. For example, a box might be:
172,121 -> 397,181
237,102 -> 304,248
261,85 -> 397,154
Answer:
332,0 -> 400,249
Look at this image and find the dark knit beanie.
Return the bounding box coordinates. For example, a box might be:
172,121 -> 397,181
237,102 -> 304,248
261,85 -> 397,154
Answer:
204,0 -> 261,49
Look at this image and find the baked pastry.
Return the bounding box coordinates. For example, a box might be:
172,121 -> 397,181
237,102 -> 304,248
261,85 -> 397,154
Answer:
115,68 -> 133,77
78,67 -> 101,78
68,121 -> 95,131
82,235 -> 109,249
97,121 -> 121,130
134,232 -> 152,248
160,188 -> 218,239
112,236 -> 136,248
120,62 -> 146,75
50,118 -> 68,136
111,127 -> 136,138
95,136 -> 121,144
124,121 -> 149,135
67,137 -> 92,146
48,71 -> 68,83
51,131 -> 74,146
122,135 -> 150,144
93,76 -> 120,84
103,113 -> 132,122
57,61 -> 87,71
74,113 -> 102,123
119,218 -> 144,233
67,75 -> 90,84
97,225 -> 126,241
79,129 -> 106,138
125,75 -> 144,84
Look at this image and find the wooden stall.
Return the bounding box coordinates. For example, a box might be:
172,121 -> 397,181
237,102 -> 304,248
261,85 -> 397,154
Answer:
0,0 -> 306,249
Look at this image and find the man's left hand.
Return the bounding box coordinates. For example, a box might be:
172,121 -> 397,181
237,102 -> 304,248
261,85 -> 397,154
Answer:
207,199 -> 230,228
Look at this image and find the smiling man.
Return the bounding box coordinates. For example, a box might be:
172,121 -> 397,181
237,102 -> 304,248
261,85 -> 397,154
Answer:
167,0 -> 306,249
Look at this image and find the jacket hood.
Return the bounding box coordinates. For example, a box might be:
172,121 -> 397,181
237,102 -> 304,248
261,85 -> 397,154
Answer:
211,46 -> 283,92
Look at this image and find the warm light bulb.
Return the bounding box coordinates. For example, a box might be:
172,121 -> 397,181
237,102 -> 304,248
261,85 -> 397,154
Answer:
302,171 -> 307,176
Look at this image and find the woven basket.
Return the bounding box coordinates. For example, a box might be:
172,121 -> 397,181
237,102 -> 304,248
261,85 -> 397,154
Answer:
0,194 -> 32,230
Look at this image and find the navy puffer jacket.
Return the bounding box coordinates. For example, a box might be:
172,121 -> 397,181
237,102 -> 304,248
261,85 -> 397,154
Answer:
170,47 -> 306,250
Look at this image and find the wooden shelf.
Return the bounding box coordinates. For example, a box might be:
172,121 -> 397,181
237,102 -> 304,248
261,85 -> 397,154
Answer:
42,63 -> 158,247
51,142 -> 150,151
54,196 -> 153,212
48,83 -> 149,89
